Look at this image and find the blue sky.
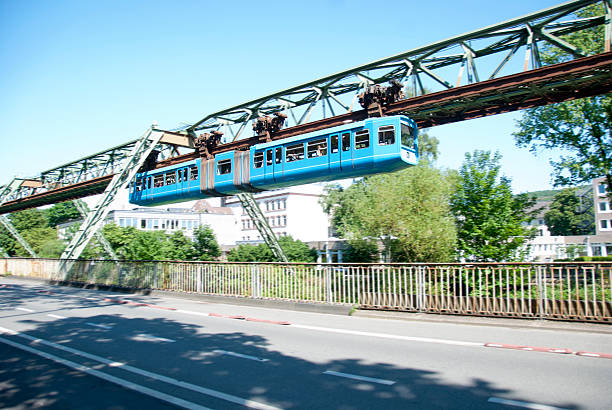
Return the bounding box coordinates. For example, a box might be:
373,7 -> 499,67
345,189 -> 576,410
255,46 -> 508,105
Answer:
0,0 -> 566,194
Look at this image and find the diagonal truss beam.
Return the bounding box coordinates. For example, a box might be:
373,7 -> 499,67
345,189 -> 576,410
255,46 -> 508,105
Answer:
59,127 -> 164,269
72,200 -> 118,260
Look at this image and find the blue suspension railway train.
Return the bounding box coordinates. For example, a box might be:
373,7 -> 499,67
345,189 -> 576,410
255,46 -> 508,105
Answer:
129,115 -> 418,206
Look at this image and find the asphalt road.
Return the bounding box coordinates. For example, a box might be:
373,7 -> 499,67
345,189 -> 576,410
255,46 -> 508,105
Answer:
1,276 -> 611,409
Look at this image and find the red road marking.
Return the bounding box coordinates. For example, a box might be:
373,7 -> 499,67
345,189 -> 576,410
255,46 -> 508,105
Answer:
145,304 -> 177,311
485,342 -> 573,354
245,317 -> 291,325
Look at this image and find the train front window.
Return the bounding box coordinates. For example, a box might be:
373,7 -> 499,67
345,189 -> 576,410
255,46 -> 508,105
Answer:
275,147 -> 282,164
286,143 -> 304,162
307,138 -> 327,158
254,152 -> 264,168
217,159 -> 232,175
378,125 -> 395,145
342,132 -> 350,151
401,123 -> 414,149
355,130 -> 370,149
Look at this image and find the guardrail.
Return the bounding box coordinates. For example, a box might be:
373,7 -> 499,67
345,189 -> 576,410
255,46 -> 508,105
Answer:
1,258 -> 610,323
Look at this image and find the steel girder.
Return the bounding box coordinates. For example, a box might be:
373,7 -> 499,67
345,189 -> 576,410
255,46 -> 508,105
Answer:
236,193 -> 288,263
185,0 -> 609,140
72,200 -> 118,260
59,128 -> 164,268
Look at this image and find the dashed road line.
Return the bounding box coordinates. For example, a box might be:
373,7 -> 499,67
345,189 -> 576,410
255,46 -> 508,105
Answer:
86,322 -> 113,330
0,326 -> 281,410
15,307 -> 35,313
213,349 -> 269,362
132,333 -> 176,343
0,335 -> 212,410
323,370 -> 396,385
47,314 -> 67,319
488,396 -> 568,409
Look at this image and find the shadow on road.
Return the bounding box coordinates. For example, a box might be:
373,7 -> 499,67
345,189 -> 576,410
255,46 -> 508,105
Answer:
0,282 -> 580,409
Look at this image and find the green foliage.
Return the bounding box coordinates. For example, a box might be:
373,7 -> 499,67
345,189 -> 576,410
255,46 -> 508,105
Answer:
342,239 -> 379,263
192,225 -> 221,261
450,150 -> 536,262
227,236 -> 316,263
44,201 -> 83,227
321,164 -> 457,262
544,188 -> 594,236
514,4 -> 611,197
99,223 -> 221,261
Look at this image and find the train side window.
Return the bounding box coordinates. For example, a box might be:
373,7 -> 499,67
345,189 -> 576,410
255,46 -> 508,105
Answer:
190,166 -> 198,180
183,168 -> 188,181
275,147 -> 282,164
154,174 -> 164,188
342,132 -> 351,151
254,152 -> 264,168
355,130 -> 370,149
330,135 -> 338,153
136,178 -> 142,191
266,150 -> 273,166
217,159 -> 232,175
178,170 -> 183,183
286,143 -> 305,162
165,172 -> 176,185
378,125 -> 395,145
147,177 -> 151,190
307,138 -> 327,158
401,123 -> 414,149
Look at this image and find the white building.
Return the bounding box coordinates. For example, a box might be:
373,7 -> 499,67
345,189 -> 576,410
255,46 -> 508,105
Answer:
223,184 -> 332,244
104,201 -> 239,246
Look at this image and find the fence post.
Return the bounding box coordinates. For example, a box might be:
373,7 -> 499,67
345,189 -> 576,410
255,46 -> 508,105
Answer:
251,264 -> 260,298
418,266 -> 427,311
325,266 -> 332,303
536,265 -> 546,319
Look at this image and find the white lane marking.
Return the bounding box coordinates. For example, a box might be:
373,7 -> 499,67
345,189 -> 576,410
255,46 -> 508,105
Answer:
0,326 -> 280,410
213,350 -> 269,362
175,309 -> 211,317
488,397 -> 569,410
86,322 -> 113,330
15,307 -> 35,313
323,370 -> 396,385
292,324 -> 483,347
0,336 -> 212,410
47,314 -> 67,319
132,333 -> 176,343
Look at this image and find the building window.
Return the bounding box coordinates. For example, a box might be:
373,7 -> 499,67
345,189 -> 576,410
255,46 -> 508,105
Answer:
277,215 -> 281,226
598,184 -> 607,194
266,201 -> 270,211
153,219 -> 159,229
599,202 -> 608,211
282,199 -> 286,209
181,220 -> 187,230
141,219 -> 146,229
601,220 -> 609,229
119,218 -> 125,227
283,215 -> 287,226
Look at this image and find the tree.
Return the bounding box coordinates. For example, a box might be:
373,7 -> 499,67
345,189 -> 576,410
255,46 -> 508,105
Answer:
342,239 -> 379,263
514,4 -> 611,197
321,163 -> 457,262
161,230 -> 196,261
450,150 -> 536,262
191,225 -> 221,261
44,201 -> 83,227
544,188 -> 594,236
227,236 -> 316,263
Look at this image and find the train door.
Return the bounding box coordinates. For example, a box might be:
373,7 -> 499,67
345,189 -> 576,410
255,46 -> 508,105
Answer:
177,167 -> 189,198
339,131 -> 353,170
329,133 -> 340,175
273,146 -> 283,182
264,148 -> 274,185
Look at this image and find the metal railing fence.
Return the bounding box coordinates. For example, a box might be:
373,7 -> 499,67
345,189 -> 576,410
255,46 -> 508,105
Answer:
1,258 -> 610,323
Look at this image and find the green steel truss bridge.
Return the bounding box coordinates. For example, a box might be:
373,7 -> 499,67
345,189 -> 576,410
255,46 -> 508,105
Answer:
1,0 -> 611,263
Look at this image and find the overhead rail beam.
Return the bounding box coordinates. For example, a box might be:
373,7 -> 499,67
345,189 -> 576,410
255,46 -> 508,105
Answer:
1,0 -> 610,216
184,0 -> 607,137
